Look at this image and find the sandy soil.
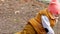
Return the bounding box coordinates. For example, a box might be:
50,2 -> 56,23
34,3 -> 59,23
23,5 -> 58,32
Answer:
0,0 -> 60,34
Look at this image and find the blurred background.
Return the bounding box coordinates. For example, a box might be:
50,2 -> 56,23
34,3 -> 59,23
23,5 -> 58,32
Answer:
0,0 -> 60,34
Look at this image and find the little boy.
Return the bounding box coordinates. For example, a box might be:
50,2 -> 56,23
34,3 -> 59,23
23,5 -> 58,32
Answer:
15,0 -> 60,34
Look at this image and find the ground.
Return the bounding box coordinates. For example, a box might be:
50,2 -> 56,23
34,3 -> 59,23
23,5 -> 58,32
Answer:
0,0 -> 60,34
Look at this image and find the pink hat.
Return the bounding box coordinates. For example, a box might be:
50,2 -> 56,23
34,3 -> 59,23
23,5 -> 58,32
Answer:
48,0 -> 60,15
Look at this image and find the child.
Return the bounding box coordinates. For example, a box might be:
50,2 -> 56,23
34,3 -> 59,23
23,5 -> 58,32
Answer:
15,0 -> 60,34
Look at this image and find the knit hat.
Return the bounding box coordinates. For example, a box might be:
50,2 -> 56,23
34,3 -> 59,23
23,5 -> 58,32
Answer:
48,0 -> 60,15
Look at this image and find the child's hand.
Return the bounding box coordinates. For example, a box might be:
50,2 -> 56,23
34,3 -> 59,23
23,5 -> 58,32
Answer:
55,17 -> 59,23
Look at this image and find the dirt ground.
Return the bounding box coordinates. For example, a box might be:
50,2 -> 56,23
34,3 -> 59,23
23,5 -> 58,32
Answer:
0,0 -> 60,34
